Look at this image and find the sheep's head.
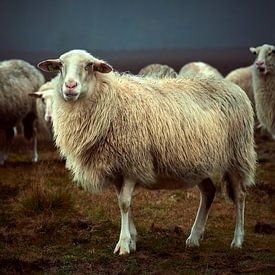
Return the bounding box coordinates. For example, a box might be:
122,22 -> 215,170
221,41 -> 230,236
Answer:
29,89 -> 54,122
37,50 -> 112,102
250,44 -> 275,75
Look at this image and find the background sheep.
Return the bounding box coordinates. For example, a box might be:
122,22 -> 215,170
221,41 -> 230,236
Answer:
138,63 -> 177,78
178,61 -> 223,79
225,65 -> 254,108
225,64 -> 275,140
250,44 -> 275,137
29,75 -> 59,123
29,75 -> 72,169
0,59 -> 45,165
38,49 -> 256,255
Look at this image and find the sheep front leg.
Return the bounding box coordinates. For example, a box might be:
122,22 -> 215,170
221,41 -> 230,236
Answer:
186,178 -> 216,247
114,178 -> 136,255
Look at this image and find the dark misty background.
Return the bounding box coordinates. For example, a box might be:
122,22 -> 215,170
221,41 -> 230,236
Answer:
0,0 -> 275,75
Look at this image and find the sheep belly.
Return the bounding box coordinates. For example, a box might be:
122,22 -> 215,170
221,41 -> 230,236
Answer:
141,175 -> 202,190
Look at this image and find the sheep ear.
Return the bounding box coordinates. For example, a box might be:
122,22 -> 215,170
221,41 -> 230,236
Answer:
29,92 -> 43,98
93,61 -> 112,73
249,47 -> 257,55
38,59 -> 61,72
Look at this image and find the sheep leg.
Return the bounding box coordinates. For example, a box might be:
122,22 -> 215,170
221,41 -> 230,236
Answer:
31,125 -> 38,162
0,128 -> 15,165
114,178 -> 136,255
186,178 -> 216,247
230,174 -> 246,249
129,209 -> 137,252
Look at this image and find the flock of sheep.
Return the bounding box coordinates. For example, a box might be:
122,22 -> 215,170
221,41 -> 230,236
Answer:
0,44 -> 274,255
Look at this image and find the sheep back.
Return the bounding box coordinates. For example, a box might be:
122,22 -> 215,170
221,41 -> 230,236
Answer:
179,62 -> 223,79
138,64 -> 177,78
0,59 -> 45,132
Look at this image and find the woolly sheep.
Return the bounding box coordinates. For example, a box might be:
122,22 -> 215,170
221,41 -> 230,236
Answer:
250,44 -> 275,137
225,65 -> 275,139
138,63 -> 177,78
225,66 -> 254,108
0,59 -> 45,165
38,49 -> 256,255
179,61 -> 223,79
29,75 -> 59,122
29,75 -> 72,168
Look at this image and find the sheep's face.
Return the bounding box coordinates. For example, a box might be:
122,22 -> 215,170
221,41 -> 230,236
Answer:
29,89 -> 54,122
250,44 -> 275,75
37,50 -> 112,102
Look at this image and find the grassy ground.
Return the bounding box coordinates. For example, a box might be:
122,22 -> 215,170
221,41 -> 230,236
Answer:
0,134 -> 275,274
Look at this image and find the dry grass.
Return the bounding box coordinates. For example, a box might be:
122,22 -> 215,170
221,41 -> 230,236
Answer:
16,162 -> 75,217
19,181 -> 74,216
0,133 -> 275,274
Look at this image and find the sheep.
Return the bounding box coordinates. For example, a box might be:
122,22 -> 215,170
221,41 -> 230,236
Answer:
38,49 -> 256,255
225,66 -> 254,108
250,44 -> 275,137
138,64 -> 177,78
178,61 -> 223,79
225,64 -> 275,139
0,59 -> 45,165
29,75 -> 59,122
29,75 -> 72,168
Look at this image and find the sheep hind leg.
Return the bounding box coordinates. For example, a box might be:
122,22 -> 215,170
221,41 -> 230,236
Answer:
226,172 -> 247,249
31,126 -> 38,163
0,128 -> 15,165
114,178 -> 136,255
128,209 -> 137,252
186,178 -> 216,247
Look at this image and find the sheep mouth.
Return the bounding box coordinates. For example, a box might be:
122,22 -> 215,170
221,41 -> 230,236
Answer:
257,66 -> 267,74
63,92 -> 79,101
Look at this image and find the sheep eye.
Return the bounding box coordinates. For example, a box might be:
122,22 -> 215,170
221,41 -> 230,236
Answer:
272,49 -> 275,54
42,98 -> 45,104
85,62 -> 93,71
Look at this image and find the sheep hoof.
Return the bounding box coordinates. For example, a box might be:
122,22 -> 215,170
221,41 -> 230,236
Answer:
185,236 -> 200,248
231,233 -> 243,249
230,240 -> 243,249
32,155 -> 38,163
114,240 -> 131,255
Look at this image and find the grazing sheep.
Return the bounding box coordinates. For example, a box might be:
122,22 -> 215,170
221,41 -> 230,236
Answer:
250,44 -> 275,137
138,64 -> 177,78
179,61 -> 223,79
38,49 -> 256,255
0,59 -> 45,165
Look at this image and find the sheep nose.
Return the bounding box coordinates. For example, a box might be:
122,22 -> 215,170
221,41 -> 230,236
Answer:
256,60 -> 265,66
65,80 -> 78,89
